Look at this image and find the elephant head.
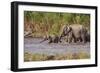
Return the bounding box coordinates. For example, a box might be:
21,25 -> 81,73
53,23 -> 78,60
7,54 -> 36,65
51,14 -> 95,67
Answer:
60,25 -> 72,39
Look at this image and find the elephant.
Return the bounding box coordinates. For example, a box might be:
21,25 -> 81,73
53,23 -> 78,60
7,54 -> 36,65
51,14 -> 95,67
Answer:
60,29 -> 74,43
60,25 -> 72,38
40,35 -> 61,43
60,24 -> 89,43
85,30 -> 90,42
60,24 -> 74,43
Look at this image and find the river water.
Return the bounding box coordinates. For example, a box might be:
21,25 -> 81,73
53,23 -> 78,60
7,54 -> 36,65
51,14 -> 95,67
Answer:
24,38 -> 90,55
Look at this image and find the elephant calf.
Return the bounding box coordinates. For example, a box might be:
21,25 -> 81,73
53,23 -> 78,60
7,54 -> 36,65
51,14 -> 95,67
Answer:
40,35 -> 61,43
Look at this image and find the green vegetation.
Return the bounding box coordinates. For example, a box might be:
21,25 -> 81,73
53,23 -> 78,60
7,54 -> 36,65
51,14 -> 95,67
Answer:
24,52 -> 90,62
24,11 -> 90,37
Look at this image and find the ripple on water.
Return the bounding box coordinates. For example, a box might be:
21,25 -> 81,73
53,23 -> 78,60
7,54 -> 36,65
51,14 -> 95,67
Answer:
24,38 -> 90,55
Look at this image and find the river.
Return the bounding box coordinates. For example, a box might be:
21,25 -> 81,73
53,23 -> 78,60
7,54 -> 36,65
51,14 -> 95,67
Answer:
24,38 -> 90,55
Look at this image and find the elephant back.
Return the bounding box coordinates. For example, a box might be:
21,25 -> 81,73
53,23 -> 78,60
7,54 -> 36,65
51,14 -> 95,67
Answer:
69,24 -> 84,38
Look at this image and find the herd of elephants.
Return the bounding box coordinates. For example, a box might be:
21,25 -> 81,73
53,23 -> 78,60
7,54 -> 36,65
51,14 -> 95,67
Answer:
40,24 -> 90,44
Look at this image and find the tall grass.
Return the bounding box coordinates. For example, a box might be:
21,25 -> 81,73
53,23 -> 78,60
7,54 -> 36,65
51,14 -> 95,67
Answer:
24,11 -> 90,37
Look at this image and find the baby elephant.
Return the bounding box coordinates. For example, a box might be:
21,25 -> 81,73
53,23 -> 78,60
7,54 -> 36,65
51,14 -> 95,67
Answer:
40,35 -> 61,43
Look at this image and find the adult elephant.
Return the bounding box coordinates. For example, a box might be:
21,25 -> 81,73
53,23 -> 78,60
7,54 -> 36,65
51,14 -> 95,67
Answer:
60,24 -> 88,43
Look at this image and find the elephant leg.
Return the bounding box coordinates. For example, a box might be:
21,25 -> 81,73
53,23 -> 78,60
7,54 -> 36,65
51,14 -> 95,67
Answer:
73,36 -> 77,43
65,36 -> 68,42
69,37 -> 72,43
48,36 -> 53,43
58,36 -> 61,43
79,37 -> 82,42
66,38 -> 68,42
77,37 -> 82,43
68,34 -> 75,43
86,33 -> 90,42
67,31 -> 73,43
81,35 -> 86,43
70,32 -> 77,43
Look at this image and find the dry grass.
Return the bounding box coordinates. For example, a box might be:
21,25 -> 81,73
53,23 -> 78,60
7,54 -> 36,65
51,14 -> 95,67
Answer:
24,52 -> 90,62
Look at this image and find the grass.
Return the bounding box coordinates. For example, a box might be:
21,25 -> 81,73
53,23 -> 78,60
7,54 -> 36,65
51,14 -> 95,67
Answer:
24,11 -> 90,37
24,51 -> 90,62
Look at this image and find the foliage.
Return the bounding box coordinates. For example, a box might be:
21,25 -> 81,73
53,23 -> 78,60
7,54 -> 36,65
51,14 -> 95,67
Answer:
24,11 -> 90,37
